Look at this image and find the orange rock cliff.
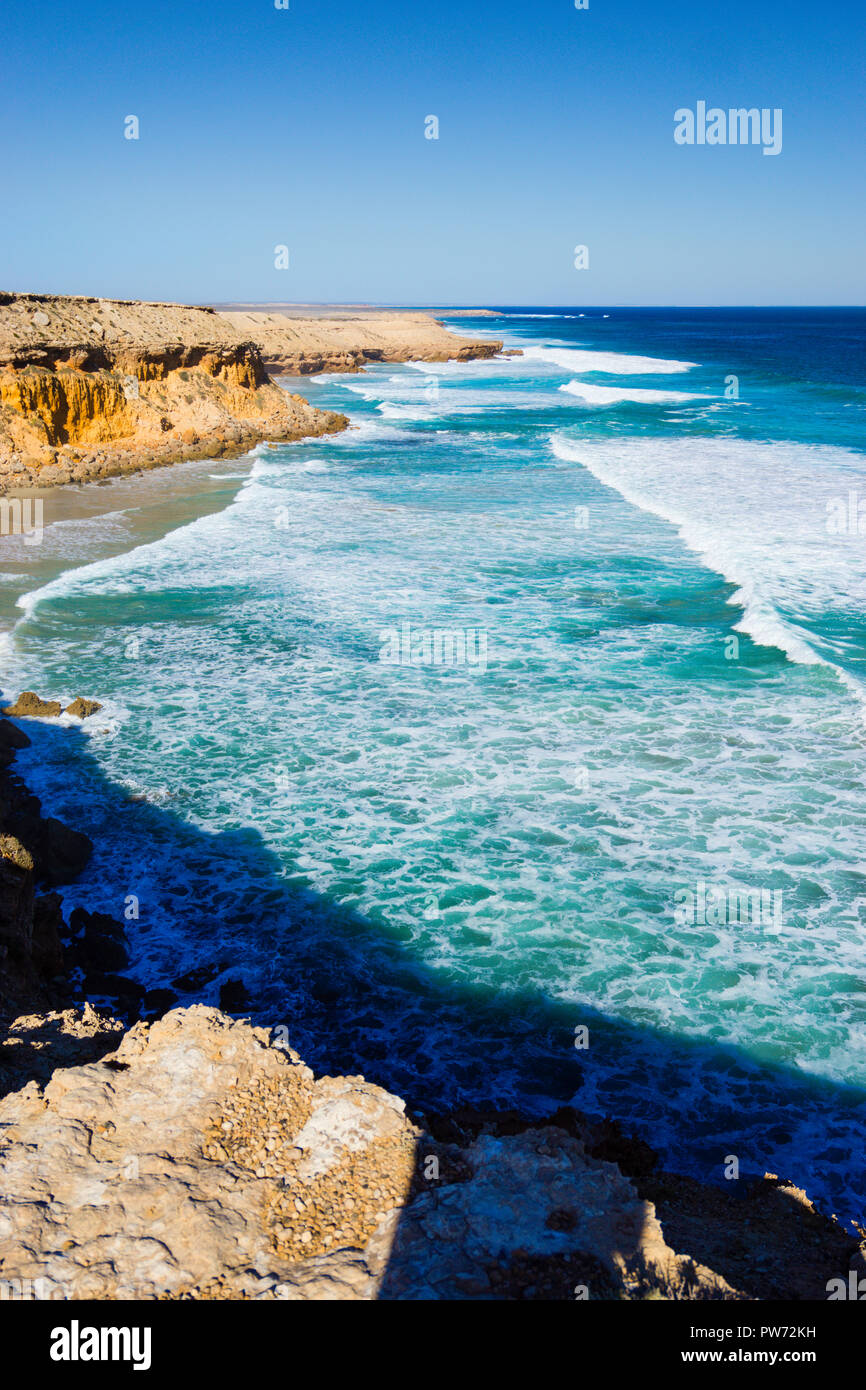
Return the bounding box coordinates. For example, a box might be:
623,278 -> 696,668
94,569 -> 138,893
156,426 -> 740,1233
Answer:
0,294 -> 502,490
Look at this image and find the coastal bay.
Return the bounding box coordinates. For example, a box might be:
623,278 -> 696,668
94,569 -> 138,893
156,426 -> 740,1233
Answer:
1,305 -> 865,1303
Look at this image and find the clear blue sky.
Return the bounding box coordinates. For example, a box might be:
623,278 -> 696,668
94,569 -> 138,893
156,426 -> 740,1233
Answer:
2,0 -> 863,304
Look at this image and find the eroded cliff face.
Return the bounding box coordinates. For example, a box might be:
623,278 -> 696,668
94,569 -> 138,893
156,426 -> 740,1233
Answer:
218,308 -> 506,376
0,295 -> 506,490
0,295 -> 347,489
0,717 -> 94,1030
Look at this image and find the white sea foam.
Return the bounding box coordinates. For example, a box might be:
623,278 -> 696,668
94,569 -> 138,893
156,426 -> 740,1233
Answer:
523,345 -> 697,375
560,381 -> 709,407
0,508 -> 134,562
375,401 -> 451,421
12,500 -> 240,624
342,379 -> 561,419
331,418 -> 409,445
550,432 -> 866,704
403,359 -> 507,376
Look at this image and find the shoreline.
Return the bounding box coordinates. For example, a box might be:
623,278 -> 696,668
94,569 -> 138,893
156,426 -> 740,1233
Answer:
0,449 -> 263,634
0,296 -> 504,493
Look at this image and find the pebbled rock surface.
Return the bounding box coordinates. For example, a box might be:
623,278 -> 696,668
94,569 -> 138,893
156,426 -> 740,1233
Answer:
0,1006 -> 742,1301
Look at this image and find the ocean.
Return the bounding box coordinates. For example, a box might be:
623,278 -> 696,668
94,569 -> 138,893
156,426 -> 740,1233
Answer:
4,307 -> 866,1223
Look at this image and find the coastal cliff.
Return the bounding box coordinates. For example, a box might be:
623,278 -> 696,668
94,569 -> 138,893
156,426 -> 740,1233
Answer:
218,308 -> 505,376
0,295 -> 502,491
0,294 -> 347,489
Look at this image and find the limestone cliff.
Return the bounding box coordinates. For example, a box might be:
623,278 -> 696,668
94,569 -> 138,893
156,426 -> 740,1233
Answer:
0,295 -> 505,490
217,308 -> 505,376
0,294 -> 347,490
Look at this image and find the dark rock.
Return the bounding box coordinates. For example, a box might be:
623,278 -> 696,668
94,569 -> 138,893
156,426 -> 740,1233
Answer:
219,978 -> 248,1012
83,973 -> 145,1002
31,893 -> 65,979
67,911 -> 127,978
171,964 -> 223,993
311,979 -> 342,1005
67,908 -> 129,970
68,907 -> 126,942
67,933 -> 128,974
0,720 -> 30,770
33,818 -> 93,886
0,720 -> 30,751
577,1114 -> 660,1179
0,834 -> 34,959
142,988 -> 178,1018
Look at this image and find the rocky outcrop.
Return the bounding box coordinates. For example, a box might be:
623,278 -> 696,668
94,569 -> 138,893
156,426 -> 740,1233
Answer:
0,1003 -> 123,1098
0,717 -> 92,1019
0,833 -> 70,1024
0,710 -> 167,1034
2,691 -> 102,720
0,1007 -> 744,1300
218,309 -> 505,376
2,692 -> 62,718
63,698 -> 102,719
0,294 -> 347,489
0,295 -> 508,490
2,1002 -> 857,1301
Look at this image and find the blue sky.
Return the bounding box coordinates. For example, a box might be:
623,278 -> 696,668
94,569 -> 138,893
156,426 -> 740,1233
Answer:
2,0 -> 863,304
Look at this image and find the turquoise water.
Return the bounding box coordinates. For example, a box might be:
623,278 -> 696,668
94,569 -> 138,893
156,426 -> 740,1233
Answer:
6,309 -> 866,1221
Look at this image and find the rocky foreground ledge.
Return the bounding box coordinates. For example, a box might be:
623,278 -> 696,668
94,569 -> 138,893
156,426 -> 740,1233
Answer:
0,294 -> 502,490
0,708 -> 863,1300
1,1003 -> 863,1302
0,1006 -> 735,1301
